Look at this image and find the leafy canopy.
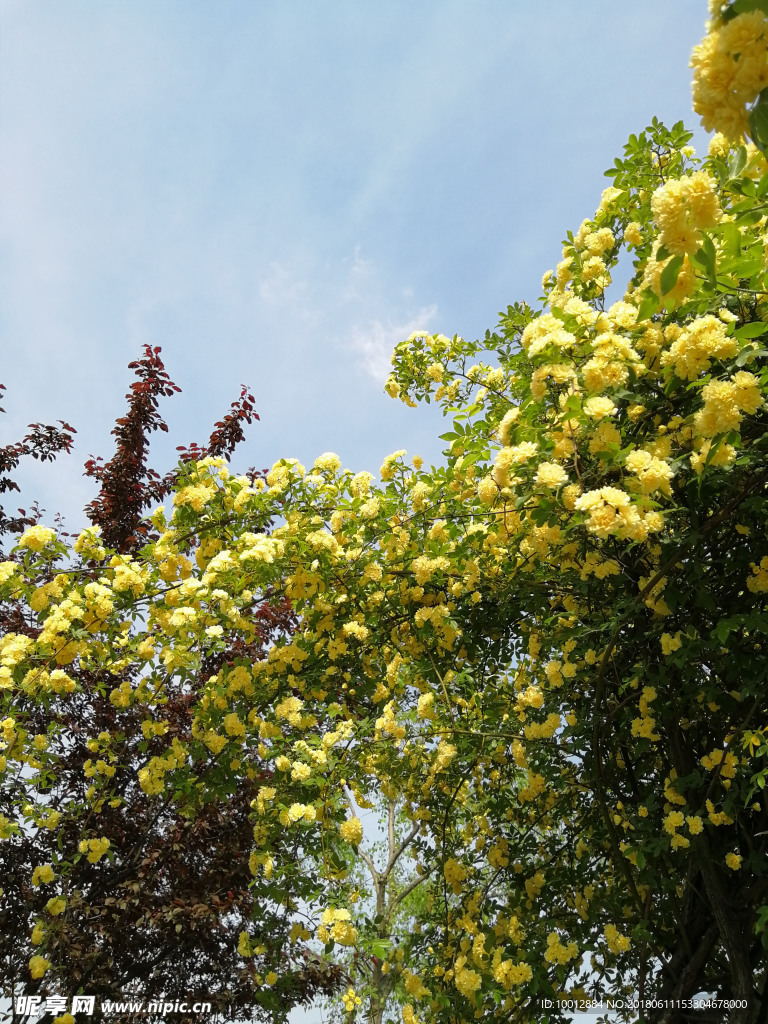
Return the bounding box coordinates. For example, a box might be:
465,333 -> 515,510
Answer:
4,5 -> 768,1024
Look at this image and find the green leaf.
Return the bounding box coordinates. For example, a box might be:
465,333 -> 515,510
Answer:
757,169 -> 768,199
660,255 -> 684,295
721,221 -> 742,257
728,144 -> 748,178
714,618 -> 737,643
723,0 -> 768,21
736,345 -> 768,365
729,176 -> 756,198
734,206 -> 768,226
328,850 -> 348,873
697,233 -> 718,286
460,448 -> 490,466
728,200 -> 754,218
734,322 -> 768,339
750,88 -> 768,157
636,290 -> 660,322
530,505 -> 552,526
729,255 -> 764,278
561,393 -> 583,415
369,939 -> 393,959
696,588 -> 716,613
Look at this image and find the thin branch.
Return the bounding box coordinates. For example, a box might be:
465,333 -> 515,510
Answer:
383,821 -> 420,885
386,865 -> 432,922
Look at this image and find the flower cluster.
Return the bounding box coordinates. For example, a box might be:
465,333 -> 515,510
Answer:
692,10 -> 768,139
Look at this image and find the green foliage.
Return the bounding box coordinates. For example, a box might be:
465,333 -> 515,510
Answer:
5,11 -> 768,1024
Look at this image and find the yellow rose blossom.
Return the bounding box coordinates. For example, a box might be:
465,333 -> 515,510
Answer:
29,954 -> 50,978
78,837 -> 110,863
18,525 -> 58,552
692,11 -> 768,140
32,864 -> 55,886
339,816 -> 363,846
584,396 -> 617,419
313,452 -> 341,473
535,462 -> 568,489
45,896 -> 66,916
664,810 -> 684,834
604,923 -> 631,954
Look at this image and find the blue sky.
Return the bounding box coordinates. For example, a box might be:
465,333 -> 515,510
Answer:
1,1 -> 710,1019
1,0 -> 711,539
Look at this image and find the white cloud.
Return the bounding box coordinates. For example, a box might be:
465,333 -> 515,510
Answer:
339,245 -> 375,303
348,304 -> 438,382
258,262 -> 310,307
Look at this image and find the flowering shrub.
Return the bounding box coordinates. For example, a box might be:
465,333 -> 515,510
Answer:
0,354 -> 342,1020
4,4 -> 768,1023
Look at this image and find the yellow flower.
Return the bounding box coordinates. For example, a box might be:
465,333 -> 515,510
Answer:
417,692 -> 436,719
692,11 -> 768,140
0,561 -> 19,586
651,172 -> 721,255
584,396 -> 617,419
583,227 -> 615,255
32,864 -> 55,886
380,450 -> 406,481
726,852 -> 743,870
384,374 -> 400,397
443,857 -> 466,894
661,632 -> 683,655
223,713 -> 246,740
581,255 -> 608,286
604,923 -> 631,954
535,462 -> 568,489
18,525 -> 57,552
330,919 -> 357,945
339,816 -> 364,846
544,931 -> 579,963
313,452 -> 341,473
454,966 -> 482,998
493,958 -> 532,988
664,810 -> 684,834
624,221 -> 643,247
287,802 -> 307,822
574,487 -> 642,540
291,761 -> 312,781
204,731 -> 228,755
624,449 -> 674,496
29,954 -> 50,978
78,837 -> 111,863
